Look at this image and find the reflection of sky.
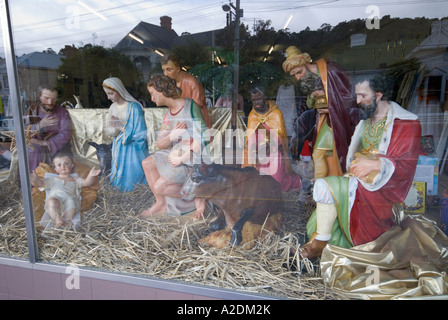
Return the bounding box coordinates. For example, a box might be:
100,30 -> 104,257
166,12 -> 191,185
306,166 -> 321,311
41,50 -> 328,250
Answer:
1,0 -> 447,56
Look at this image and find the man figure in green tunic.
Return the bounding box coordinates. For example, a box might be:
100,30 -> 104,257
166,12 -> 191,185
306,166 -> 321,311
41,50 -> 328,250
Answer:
301,74 -> 422,259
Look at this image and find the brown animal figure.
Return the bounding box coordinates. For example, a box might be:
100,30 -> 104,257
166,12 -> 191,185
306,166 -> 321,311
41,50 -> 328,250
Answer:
180,163 -> 284,248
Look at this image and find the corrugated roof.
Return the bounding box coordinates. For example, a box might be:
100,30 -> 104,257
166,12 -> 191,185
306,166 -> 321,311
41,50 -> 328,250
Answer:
17,52 -> 64,69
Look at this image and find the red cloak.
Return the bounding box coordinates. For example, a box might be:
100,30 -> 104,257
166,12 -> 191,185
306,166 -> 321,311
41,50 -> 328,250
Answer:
350,118 -> 422,246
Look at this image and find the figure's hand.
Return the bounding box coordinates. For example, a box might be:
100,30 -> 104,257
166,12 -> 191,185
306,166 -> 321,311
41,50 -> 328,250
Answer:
311,90 -> 325,98
168,154 -> 181,167
30,172 -> 44,187
30,139 -> 48,147
39,115 -> 58,129
30,172 -> 38,183
350,157 -> 380,179
259,143 -> 271,158
169,122 -> 187,142
168,145 -> 181,166
88,167 -> 102,177
168,149 -> 186,167
110,116 -> 124,130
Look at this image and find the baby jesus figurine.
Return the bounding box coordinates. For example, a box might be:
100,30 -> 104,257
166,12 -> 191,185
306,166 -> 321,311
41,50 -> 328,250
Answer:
30,150 -> 101,229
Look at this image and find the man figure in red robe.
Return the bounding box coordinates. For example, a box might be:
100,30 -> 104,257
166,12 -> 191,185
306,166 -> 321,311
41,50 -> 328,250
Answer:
301,74 -> 422,259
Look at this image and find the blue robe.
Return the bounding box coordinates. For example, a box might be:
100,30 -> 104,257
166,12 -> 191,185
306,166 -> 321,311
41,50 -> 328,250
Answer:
110,101 -> 149,192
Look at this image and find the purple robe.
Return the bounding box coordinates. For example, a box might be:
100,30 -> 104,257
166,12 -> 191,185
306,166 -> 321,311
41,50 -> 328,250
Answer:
319,60 -> 361,171
25,104 -> 72,172
291,60 -> 362,169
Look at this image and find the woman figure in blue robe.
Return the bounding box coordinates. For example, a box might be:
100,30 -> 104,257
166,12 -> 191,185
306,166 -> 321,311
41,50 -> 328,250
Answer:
103,77 -> 149,192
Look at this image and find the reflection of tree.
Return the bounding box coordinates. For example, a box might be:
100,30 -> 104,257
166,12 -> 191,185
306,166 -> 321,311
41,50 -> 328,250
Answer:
386,58 -> 421,107
170,40 -> 211,70
189,47 -> 285,101
288,19 -> 367,59
286,16 -> 440,65
56,45 -> 143,108
167,22 -> 289,98
54,16 -> 441,108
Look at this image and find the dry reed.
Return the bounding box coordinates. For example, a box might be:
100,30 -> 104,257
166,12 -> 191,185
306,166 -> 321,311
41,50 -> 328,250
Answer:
0,176 -> 349,300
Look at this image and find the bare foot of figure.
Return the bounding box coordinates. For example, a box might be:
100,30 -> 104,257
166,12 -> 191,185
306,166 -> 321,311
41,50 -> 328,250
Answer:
193,198 -> 206,220
140,202 -> 166,218
53,216 -> 66,228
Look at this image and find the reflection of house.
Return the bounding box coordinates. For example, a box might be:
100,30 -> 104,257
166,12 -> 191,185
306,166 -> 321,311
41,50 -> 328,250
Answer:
403,20 -> 448,170
0,57 -> 8,116
114,16 -> 222,80
0,51 -> 64,116
406,20 -> 448,113
114,16 -> 177,82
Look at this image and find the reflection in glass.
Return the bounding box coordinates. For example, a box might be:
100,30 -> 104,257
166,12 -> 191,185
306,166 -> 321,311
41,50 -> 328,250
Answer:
0,0 -> 447,300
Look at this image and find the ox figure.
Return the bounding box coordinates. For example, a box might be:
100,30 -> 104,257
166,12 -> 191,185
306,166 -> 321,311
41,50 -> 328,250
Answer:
180,163 -> 284,248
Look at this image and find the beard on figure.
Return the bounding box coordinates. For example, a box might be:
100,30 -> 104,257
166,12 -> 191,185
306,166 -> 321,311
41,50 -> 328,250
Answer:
359,98 -> 378,119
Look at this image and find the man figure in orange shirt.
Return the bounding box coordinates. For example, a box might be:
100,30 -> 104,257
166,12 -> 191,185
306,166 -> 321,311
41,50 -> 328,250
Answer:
160,54 -> 211,129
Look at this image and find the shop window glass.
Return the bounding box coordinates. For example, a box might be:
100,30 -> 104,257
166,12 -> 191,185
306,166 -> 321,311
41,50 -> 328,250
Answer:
0,20 -> 28,261
1,0 -> 447,300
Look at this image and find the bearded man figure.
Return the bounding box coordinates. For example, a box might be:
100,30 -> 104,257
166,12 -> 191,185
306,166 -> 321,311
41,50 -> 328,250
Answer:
25,85 -> 72,173
300,74 -> 422,259
282,46 -> 361,179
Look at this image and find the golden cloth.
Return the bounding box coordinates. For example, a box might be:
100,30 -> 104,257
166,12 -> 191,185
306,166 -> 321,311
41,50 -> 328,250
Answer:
67,107 -> 246,166
320,214 -> 448,299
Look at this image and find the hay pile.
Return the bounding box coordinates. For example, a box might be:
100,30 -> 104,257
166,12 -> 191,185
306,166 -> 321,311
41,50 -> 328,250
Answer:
0,180 -> 29,257
0,177 -> 349,300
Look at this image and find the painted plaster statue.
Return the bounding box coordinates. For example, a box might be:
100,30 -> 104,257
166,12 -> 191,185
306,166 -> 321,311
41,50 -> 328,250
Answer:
141,75 -> 209,218
30,149 -> 100,229
161,53 -> 211,129
25,85 -> 72,173
282,46 -> 361,179
242,85 -> 301,192
103,77 -> 149,192
301,74 -> 422,259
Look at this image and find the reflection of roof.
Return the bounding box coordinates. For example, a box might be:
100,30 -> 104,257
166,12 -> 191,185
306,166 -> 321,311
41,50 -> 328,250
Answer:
115,21 -> 223,53
408,20 -> 448,56
172,29 -> 222,48
115,21 -> 178,51
17,52 -> 64,69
